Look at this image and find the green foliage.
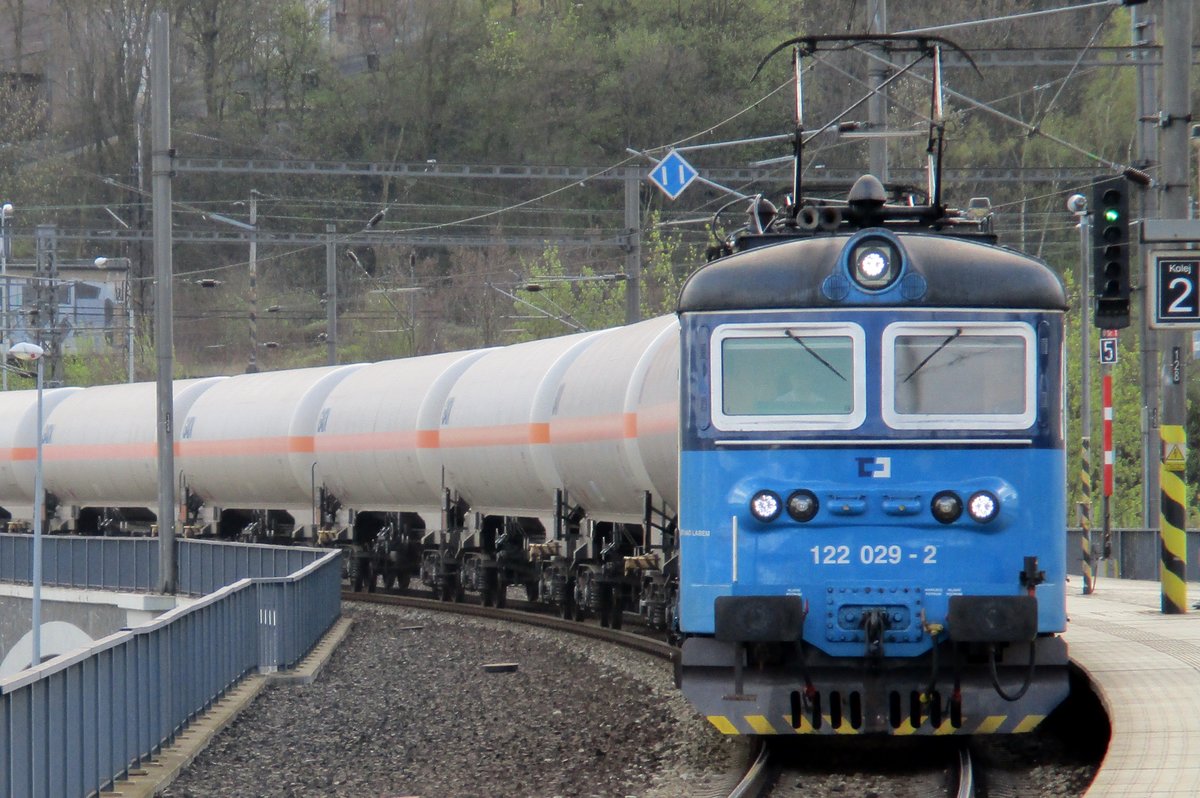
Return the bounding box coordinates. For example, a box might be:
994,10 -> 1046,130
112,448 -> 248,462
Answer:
8,0 -> 1196,534
509,212 -> 699,340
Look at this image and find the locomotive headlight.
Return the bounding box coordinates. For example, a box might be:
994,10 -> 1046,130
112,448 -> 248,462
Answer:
931,491 -> 963,524
850,240 -> 900,290
786,489 -> 819,522
749,490 -> 783,523
967,491 -> 1000,523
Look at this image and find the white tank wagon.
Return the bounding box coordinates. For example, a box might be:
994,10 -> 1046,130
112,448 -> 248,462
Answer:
0,387 -> 82,529
410,318 -> 681,625
0,316 -> 685,630
314,350 -> 491,517
539,315 -> 681,628
39,378 -> 222,534
178,365 -> 364,541
421,331 -> 599,604
310,349 -> 491,590
547,314 -> 679,523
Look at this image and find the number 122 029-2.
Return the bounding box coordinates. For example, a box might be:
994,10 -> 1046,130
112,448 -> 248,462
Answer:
810,544 -> 938,565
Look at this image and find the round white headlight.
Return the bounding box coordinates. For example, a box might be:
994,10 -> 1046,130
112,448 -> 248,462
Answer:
859,250 -> 888,278
850,240 -> 900,289
750,490 -> 782,523
967,491 -> 999,523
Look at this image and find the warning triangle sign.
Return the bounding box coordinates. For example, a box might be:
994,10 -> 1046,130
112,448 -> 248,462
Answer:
1165,444 -> 1187,471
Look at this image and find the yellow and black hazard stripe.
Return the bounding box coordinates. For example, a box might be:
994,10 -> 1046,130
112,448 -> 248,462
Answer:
703,713 -> 1046,735
1080,436 -> 1094,595
1160,424 -> 1188,614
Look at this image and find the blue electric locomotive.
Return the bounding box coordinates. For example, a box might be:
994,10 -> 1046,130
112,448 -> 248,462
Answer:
674,175 -> 1070,735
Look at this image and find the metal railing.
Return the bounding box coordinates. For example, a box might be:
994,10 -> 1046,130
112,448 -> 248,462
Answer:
0,534 -> 331,595
1067,527 -> 1200,581
0,535 -> 341,798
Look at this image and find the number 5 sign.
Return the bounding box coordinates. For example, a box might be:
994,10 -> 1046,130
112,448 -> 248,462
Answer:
1151,252 -> 1200,328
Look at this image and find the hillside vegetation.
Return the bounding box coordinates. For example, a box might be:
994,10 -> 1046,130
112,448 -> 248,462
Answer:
0,0 -> 1188,525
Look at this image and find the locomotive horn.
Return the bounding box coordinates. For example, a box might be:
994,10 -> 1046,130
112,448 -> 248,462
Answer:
818,206 -> 842,231
797,205 -> 821,231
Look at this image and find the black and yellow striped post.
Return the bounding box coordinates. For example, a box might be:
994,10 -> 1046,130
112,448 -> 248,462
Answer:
1160,424 -> 1187,614
1080,437 -> 1094,594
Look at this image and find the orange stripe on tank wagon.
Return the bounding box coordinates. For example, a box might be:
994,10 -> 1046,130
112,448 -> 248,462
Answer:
636,402 -> 679,436
438,422 -> 550,448
41,442 -> 157,461
314,430 -> 426,453
177,436 -> 314,457
1,447 -> 37,462
550,413 -> 632,443
165,408 -> 677,460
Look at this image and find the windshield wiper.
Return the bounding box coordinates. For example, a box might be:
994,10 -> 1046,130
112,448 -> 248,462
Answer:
903,327 -> 962,383
785,330 -> 846,381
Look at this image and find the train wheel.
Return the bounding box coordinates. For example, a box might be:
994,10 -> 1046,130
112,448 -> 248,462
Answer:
560,590 -> 574,619
598,584 -> 612,629
383,571 -> 396,592
495,580 -> 508,609
525,581 -> 538,602
481,571 -> 499,607
570,576 -> 591,622
609,599 -> 623,630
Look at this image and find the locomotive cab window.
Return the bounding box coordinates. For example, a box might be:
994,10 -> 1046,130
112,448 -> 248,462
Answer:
710,323 -> 866,431
882,321 -> 1037,430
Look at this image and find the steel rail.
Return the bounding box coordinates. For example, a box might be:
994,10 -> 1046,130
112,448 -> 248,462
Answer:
342,590 -> 677,662
956,745 -> 976,798
727,739 -> 772,798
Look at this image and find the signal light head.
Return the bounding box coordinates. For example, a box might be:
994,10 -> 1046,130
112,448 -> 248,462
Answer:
1091,176 -> 1132,329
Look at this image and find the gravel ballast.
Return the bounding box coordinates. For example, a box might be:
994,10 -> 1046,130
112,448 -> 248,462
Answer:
162,600 -> 1102,797
162,601 -> 738,798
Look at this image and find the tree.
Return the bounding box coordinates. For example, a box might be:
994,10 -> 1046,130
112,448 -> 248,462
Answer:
174,0 -> 259,120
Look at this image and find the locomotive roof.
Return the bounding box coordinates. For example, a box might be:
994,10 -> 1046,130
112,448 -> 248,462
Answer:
677,232 -> 1068,313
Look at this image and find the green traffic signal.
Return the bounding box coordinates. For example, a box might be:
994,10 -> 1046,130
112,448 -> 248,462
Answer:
1104,208 -> 1121,223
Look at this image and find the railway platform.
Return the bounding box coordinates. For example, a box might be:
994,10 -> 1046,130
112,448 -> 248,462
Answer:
1066,578 -> 1200,797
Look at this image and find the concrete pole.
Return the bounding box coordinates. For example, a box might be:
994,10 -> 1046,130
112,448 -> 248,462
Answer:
1134,5 -> 1160,526
1157,0 -> 1190,614
1078,208 -> 1094,594
247,193 -> 258,374
31,354 -> 42,664
35,225 -> 60,386
623,168 -> 641,325
867,0 -> 889,182
127,269 -> 135,383
151,11 -> 176,595
326,224 -> 337,365
1,203 -> 10,391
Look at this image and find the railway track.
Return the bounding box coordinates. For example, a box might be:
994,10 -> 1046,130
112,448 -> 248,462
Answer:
345,589 -> 996,798
726,737 -> 978,798
344,589 -> 1105,798
343,588 -> 676,661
